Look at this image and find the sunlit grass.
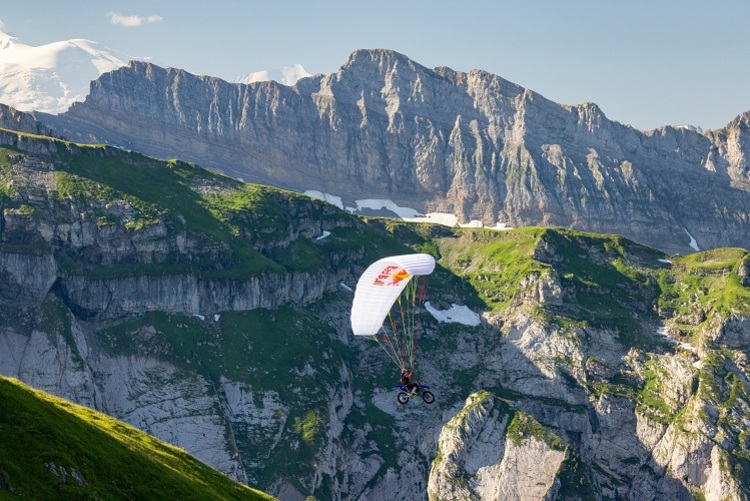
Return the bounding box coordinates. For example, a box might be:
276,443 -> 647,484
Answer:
435,227 -> 549,312
0,376 -> 275,500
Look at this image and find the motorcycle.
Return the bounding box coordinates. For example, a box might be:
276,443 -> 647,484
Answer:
397,382 -> 435,404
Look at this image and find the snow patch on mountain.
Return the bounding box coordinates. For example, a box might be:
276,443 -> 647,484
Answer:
425,302 -> 481,326
684,227 -> 701,252
656,326 -> 698,354
352,198 -> 421,218
304,190 -> 344,209
0,28 -> 140,114
304,190 -> 513,230
675,124 -> 704,134
233,64 -> 311,86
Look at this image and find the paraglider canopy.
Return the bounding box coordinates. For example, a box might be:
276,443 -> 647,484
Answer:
351,253 -> 435,369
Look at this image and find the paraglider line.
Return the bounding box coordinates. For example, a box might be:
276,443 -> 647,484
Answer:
373,332 -> 403,369
406,279 -> 420,369
386,309 -> 409,369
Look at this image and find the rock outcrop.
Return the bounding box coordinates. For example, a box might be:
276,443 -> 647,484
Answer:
0,103 -> 61,137
429,391 -> 566,500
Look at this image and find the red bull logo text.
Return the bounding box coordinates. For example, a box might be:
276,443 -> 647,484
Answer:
373,266 -> 410,286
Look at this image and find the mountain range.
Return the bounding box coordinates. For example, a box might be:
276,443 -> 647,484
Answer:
32,49 -> 750,255
2,28 -> 748,255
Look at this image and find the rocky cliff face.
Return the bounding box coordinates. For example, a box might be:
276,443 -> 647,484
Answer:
428,391 -> 567,500
1,132 -> 749,500
0,103 -> 61,137
0,129 -> 356,315
38,50 -> 750,254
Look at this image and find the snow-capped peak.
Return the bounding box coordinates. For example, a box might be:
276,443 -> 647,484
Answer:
0,28 -> 140,114
675,124 -> 704,134
233,63 -> 311,86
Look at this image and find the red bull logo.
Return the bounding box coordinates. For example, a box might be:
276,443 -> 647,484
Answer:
373,265 -> 410,286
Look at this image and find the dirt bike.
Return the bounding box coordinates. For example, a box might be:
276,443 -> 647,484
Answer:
397,382 -> 435,404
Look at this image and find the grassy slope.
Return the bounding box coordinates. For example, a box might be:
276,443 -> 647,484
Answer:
0,376 -> 275,500
0,137 -> 361,279
435,227 -> 750,337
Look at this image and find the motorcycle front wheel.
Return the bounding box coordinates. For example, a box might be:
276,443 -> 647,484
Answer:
422,391 -> 435,404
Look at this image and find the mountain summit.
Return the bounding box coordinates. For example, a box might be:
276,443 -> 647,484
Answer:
0,27 -> 315,114
0,29 -> 137,114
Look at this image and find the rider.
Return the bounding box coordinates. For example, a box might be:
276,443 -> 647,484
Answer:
400,367 -> 418,395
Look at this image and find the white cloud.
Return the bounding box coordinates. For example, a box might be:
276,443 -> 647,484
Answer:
0,18 -> 6,32
107,12 -> 163,27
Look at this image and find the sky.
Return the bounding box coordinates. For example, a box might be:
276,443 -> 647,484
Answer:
1,0 -> 748,131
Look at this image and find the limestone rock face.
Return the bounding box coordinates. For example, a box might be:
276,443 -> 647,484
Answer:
713,315 -> 750,350
738,255 -> 750,287
40,50 -> 750,253
428,392 -> 565,501
0,103 -> 60,137
0,324 -> 99,408
92,354 -> 249,482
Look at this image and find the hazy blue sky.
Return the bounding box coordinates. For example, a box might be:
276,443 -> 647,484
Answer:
1,0 -> 748,131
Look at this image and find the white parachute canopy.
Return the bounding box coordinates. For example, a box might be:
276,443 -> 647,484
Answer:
351,253 -> 436,336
